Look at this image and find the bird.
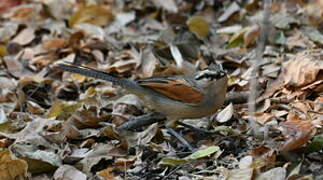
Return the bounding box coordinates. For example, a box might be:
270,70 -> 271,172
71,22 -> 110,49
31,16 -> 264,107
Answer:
54,63 -> 228,126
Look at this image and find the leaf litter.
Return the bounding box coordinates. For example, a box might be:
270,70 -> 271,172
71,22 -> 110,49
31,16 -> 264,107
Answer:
0,0 -> 322,179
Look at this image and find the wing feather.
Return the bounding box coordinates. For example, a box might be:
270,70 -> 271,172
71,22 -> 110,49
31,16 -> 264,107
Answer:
138,78 -> 203,104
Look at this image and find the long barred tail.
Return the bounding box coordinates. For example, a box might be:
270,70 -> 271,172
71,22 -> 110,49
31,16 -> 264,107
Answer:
55,63 -> 142,91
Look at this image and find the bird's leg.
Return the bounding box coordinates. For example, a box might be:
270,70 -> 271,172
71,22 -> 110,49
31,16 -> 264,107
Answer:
117,113 -> 166,131
165,119 -> 196,152
176,121 -> 212,135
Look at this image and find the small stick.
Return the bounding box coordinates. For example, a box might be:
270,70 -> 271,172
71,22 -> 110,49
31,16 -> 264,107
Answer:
248,0 -> 272,137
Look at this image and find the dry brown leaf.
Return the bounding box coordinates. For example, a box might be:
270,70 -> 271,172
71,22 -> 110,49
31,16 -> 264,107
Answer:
151,0 -> 178,13
137,48 -> 157,78
11,27 -> 35,45
69,5 -> 114,28
218,2 -> 240,23
282,51 -> 323,88
228,156 -> 254,180
255,113 -> 275,125
280,113 -> 316,151
243,24 -> 260,47
0,149 -> 28,180
0,45 -> 7,56
69,107 -> 105,128
96,167 -> 115,180
42,39 -> 67,50
77,143 -> 116,175
115,156 -> 138,169
255,167 -> 286,180
106,50 -> 141,75
291,101 -> 312,114
3,56 -> 24,78
53,165 -> 87,180
4,4 -> 41,22
251,147 -> 277,171
0,0 -> 22,14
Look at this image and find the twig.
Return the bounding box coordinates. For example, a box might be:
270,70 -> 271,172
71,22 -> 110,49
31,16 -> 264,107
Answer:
248,0 -> 272,137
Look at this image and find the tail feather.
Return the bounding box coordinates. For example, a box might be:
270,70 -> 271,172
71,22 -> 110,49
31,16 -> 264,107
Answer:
55,64 -> 141,91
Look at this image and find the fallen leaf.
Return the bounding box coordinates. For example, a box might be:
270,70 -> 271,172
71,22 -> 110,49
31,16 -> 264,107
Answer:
301,27 -> 323,45
96,167 -> 115,180
11,27 -> 35,45
228,156 -> 254,180
226,27 -> 249,48
77,143 -> 116,175
216,103 -> 234,123
158,157 -> 187,167
69,5 -> 114,28
54,165 -> 87,180
187,16 -> 210,38
4,4 -> 41,22
280,113 -> 316,151
271,13 -> 300,29
185,146 -> 220,160
3,56 -> 24,78
46,101 -> 81,119
0,45 -> 7,56
0,0 -> 22,14
42,39 -> 67,50
0,149 -> 28,180
255,113 -> 275,125
151,0 -> 178,13
255,167 -> 286,180
282,50 -> 323,88
218,2 -> 240,23
243,24 -> 260,47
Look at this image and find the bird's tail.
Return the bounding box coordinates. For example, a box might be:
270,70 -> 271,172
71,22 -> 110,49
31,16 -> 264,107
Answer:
55,63 -> 144,92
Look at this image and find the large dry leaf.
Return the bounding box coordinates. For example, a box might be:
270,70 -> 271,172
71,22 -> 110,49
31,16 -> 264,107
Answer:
228,156 -> 254,180
3,4 -> 42,22
0,0 -> 22,14
0,149 -> 28,180
216,103 -> 234,123
218,2 -> 240,23
282,50 -> 323,88
280,113 -> 316,151
54,165 -> 87,180
2,118 -> 63,173
77,143 -> 117,175
69,5 -> 113,28
255,113 -> 275,125
187,16 -> 210,38
255,167 -> 286,180
151,0 -> 178,13
3,56 -> 24,78
11,27 -> 35,45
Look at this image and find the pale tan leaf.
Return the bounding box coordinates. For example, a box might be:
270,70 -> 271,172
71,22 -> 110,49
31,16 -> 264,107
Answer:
54,165 -> 87,180
69,5 -> 114,28
280,113 -> 316,151
0,149 -> 28,180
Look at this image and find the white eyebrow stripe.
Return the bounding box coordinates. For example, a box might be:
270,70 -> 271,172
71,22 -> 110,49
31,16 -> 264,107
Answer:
195,70 -> 219,80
